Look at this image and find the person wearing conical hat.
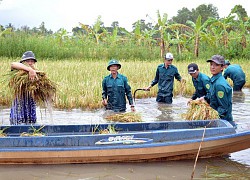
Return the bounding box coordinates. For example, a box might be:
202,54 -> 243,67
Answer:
102,59 -> 135,112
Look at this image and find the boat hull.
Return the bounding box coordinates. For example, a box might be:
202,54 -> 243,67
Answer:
1,132 -> 250,164
0,120 -> 249,164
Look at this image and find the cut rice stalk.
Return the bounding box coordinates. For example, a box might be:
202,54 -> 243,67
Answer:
182,100 -> 219,120
8,66 -> 57,106
105,112 -> 142,122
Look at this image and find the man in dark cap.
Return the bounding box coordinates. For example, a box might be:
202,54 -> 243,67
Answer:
187,63 -> 210,104
206,55 -> 235,127
102,59 -> 135,112
223,60 -> 246,91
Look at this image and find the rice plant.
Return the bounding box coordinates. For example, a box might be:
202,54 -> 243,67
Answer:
0,58 -> 249,110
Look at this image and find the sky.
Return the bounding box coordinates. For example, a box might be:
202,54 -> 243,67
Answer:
0,0 -> 249,32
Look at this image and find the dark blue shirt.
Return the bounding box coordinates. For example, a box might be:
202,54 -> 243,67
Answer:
151,64 -> 181,97
191,72 -> 210,100
209,73 -> 233,122
223,64 -> 246,86
102,73 -> 133,112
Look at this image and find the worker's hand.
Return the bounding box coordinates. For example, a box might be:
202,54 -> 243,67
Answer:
131,106 -> 136,112
144,86 -> 151,91
28,68 -> 38,81
181,79 -> 186,83
102,99 -> 107,106
187,98 -> 193,105
197,97 -> 205,102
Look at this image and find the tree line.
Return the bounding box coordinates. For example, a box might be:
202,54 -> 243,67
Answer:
0,4 -> 249,60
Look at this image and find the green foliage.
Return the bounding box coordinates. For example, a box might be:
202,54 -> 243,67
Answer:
0,4 -> 250,60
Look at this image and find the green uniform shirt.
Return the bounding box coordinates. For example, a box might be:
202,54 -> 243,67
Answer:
209,73 -> 233,122
191,72 -> 210,100
223,64 -> 246,89
102,73 -> 133,112
151,64 -> 181,97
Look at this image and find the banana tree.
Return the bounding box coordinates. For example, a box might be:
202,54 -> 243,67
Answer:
208,16 -> 235,49
106,26 -> 118,45
79,16 -> 106,44
167,24 -> 192,56
186,15 -> 208,57
54,28 -> 70,46
142,28 -> 157,48
229,8 -> 250,49
156,10 -> 169,58
0,28 -> 12,37
133,21 -> 144,45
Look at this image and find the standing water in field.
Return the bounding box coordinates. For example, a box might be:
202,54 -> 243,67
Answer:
0,88 -> 250,179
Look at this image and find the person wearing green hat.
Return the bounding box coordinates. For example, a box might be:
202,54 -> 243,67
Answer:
206,55 -> 235,127
9,51 -> 38,125
223,60 -> 246,91
102,59 -> 135,112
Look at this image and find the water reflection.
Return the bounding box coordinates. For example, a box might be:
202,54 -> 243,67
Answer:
156,103 -> 174,121
0,89 -> 250,161
233,91 -> 245,103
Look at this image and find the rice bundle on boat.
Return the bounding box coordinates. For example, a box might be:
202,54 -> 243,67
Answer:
105,112 -> 142,122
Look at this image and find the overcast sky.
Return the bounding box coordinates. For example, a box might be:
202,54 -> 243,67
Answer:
0,0 -> 249,32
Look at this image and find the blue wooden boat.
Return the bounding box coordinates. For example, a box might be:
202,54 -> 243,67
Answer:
0,120 -> 250,164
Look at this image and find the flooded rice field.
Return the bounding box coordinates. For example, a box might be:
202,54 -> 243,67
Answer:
0,88 -> 250,179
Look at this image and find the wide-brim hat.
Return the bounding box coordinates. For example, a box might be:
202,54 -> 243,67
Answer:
20,51 -> 37,63
207,55 -> 225,65
107,59 -> 121,71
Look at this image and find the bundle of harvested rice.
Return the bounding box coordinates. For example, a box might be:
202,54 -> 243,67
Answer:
179,79 -> 186,96
8,68 -> 57,105
182,100 -> 219,120
0,127 -> 10,137
92,124 -> 117,134
105,112 -> 142,122
20,125 -> 45,137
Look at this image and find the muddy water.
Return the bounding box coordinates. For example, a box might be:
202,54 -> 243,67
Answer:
0,89 -> 250,179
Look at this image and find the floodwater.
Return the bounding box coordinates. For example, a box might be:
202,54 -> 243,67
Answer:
0,88 -> 250,179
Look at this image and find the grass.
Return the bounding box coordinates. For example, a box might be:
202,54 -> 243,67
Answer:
0,58 -> 249,110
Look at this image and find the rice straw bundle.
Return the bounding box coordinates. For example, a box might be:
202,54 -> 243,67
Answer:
183,100 -> 219,120
99,124 -> 117,134
179,79 -> 186,96
8,68 -> 57,106
105,112 -> 142,122
0,127 -> 10,137
20,125 -> 45,137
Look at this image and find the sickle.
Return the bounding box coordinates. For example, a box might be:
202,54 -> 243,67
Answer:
133,88 -> 150,104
